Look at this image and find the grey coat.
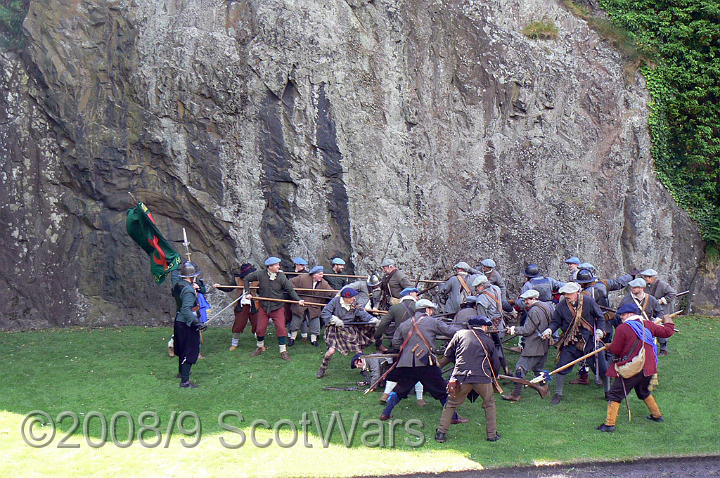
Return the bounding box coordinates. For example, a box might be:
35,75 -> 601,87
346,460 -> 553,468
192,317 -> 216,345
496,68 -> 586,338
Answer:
474,284 -> 503,320
320,296 -> 375,324
392,312 -> 461,367
439,273 -> 473,315
515,301 -> 554,357
646,279 -> 678,314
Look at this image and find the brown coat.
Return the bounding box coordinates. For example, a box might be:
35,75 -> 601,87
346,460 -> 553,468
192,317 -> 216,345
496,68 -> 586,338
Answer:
383,269 -> 413,299
289,273 -> 334,318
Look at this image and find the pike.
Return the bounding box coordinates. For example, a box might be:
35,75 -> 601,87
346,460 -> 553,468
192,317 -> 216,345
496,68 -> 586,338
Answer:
530,345 -> 609,383
182,227 -> 191,261
497,374 -> 550,398
215,284 -> 340,293
247,296 -> 387,315
285,271 -> 367,279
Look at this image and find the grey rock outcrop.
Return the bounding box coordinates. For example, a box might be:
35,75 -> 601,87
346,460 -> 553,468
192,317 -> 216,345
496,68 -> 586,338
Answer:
0,0 -> 716,329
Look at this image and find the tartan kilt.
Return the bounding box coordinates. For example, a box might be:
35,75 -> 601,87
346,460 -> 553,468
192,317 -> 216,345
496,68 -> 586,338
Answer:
324,324 -> 375,354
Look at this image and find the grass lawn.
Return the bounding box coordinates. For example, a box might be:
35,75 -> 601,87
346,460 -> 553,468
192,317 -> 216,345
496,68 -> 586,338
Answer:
1,315 -> 718,477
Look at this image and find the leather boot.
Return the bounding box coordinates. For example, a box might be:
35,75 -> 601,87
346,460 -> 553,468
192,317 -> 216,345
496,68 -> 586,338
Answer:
569,372 -> 589,385
644,395 -> 663,421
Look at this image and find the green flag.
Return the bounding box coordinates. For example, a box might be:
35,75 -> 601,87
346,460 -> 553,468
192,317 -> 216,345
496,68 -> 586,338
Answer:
126,202 -> 183,284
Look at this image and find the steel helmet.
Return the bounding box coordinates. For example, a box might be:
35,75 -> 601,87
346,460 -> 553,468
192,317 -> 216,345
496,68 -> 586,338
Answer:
367,273 -> 381,287
179,260 -> 201,278
524,263 -> 540,278
575,269 -> 595,284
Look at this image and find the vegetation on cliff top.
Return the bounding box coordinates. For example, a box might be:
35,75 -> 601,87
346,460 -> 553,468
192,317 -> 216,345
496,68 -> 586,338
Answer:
596,0 -> 720,256
0,0 -> 28,50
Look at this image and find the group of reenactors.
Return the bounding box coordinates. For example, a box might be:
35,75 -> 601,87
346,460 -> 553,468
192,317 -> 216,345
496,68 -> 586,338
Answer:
170,253 -> 680,441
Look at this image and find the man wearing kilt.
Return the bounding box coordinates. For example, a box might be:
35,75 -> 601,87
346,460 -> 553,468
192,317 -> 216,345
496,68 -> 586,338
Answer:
171,261 -> 205,388
316,287 -> 380,378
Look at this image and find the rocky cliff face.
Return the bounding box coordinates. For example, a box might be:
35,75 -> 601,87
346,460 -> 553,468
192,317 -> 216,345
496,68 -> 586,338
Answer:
0,0 -> 715,329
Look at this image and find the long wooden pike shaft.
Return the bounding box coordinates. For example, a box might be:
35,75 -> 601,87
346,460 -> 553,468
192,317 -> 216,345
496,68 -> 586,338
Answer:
285,271 -> 367,279
250,296 -> 328,307
548,345 -> 608,377
215,284 -> 339,293
250,296 -> 386,314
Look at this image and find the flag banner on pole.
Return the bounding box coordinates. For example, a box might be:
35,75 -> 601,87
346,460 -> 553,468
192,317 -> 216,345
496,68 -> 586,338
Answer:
126,202 -> 183,284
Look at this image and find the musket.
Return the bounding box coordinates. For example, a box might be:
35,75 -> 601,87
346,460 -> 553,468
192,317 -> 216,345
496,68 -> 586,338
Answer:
323,385 -> 364,391
418,277 -> 452,295
530,345 -> 609,383
360,353 -> 399,359
676,290 -> 690,297
498,374 -> 550,398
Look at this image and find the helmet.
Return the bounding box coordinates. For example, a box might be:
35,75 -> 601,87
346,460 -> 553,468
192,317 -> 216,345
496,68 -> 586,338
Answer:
524,263 -> 540,278
367,274 -> 381,287
575,269 -> 595,284
179,260 -> 201,278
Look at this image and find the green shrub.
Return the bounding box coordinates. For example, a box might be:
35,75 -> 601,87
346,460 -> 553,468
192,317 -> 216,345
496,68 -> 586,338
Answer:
522,18 -> 559,40
598,0 -> 720,255
0,0 -> 29,50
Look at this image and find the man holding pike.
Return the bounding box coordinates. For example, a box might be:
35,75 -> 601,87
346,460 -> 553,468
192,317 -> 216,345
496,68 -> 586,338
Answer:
541,282 -> 607,404
288,265 -> 334,347
243,256 -> 305,361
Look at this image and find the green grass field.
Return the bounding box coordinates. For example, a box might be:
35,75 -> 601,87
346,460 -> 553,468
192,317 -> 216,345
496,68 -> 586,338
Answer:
1,315 -> 718,477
